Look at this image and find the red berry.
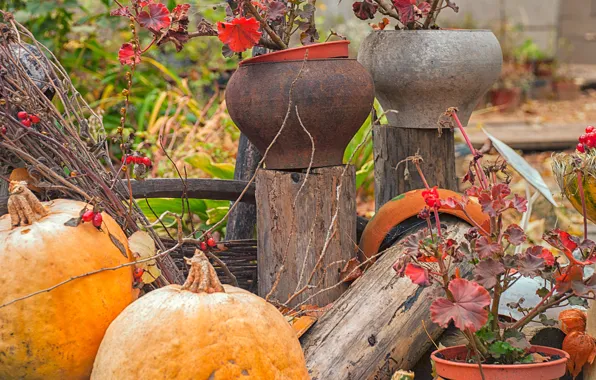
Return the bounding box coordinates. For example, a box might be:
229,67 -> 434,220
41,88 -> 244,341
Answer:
207,237 -> 216,247
587,126 -> 595,133
92,212 -> 103,228
29,114 -> 40,123
134,156 -> 143,164
125,156 -> 134,164
21,119 -> 31,127
199,242 -> 208,251
133,267 -> 145,281
577,143 -> 586,153
82,210 -> 95,222
580,134 -> 588,144
17,111 -> 28,120
141,157 -> 152,167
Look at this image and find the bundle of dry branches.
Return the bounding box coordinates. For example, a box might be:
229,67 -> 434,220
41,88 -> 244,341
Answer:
0,12 -> 184,285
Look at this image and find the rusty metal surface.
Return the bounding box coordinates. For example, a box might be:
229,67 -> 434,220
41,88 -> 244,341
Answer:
225,59 -> 375,170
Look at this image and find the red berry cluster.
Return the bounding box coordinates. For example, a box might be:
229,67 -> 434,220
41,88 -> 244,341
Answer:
422,186 -> 441,208
122,154 -> 152,167
17,111 -> 40,128
82,209 -> 103,228
199,236 -> 217,251
577,126 -> 596,153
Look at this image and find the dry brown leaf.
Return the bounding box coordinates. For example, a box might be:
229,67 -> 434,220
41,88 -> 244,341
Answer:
340,257 -> 363,283
291,316 -> 317,338
562,331 -> 596,378
531,353 -> 549,363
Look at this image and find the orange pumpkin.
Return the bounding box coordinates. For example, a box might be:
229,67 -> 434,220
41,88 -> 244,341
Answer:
0,182 -> 136,379
91,250 -> 310,380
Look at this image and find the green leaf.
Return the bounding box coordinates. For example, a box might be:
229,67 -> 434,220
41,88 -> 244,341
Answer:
137,198 -> 207,219
184,152 -> 235,179
538,313 -> 557,326
519,354 -> 534,364
206,206 -> 229,225
568,296 -> 589,307
488,341 -> 517,358
536,287 -> 549,298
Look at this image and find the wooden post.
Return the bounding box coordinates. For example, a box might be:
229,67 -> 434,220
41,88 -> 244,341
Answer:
302,218 -> 469,380
584,303 -> 596,379
226,134 -> 261,240
373,125 -> 457,211
256,165 -> 356,307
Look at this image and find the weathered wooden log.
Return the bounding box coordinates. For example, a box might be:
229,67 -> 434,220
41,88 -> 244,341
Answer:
256,165 -> 356,307
226,134 -> 261,240
373,125 -> 457,211
585,301 -> 596,379
302,218 -> 469,380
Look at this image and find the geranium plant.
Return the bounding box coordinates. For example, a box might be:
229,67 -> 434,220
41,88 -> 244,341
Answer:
352,0 -> 459,30
394,108 -> 596,366
111,0 -> 321,61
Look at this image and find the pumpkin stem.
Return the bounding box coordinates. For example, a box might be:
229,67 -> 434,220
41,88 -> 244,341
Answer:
181,250 -> 225,294
7,181 -> 48,228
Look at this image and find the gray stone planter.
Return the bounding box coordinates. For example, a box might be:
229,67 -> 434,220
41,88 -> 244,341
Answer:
357,30 -> 503,129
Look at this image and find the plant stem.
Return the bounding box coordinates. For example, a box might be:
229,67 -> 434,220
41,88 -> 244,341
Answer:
245,2 -> 287,50
423,0 -> 442,28
510,290 -> 574,330
451,111 -> 489,189
490,276 -> 502,334
577,170 -> 589,241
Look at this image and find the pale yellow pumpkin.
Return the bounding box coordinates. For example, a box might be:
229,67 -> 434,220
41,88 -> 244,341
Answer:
92,250 -> 310,380
0,182 -> 136,379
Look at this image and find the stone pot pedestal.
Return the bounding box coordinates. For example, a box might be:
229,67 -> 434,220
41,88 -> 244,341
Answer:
358,30 -> 503,209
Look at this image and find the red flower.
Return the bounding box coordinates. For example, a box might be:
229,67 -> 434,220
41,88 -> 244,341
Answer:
422,186 -> 441,208
217,17 -> 262,53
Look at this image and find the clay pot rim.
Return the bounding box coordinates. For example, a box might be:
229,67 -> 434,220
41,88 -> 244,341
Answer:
240,40 -> 350,66
238,57 -> 358,67
431,345 -> 569,370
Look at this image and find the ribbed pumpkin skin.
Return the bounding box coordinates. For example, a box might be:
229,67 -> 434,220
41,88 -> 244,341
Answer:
92,284 -> 310,380
0,199 -> 136,380
561,171 -> 596,224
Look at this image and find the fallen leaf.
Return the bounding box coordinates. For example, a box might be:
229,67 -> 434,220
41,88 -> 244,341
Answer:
340,257 -> 363,283
290,316 -> 317,338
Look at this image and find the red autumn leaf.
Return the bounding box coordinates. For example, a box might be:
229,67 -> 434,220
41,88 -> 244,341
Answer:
504,224 -> 526,246
136,0 -> 154,7
352,0 -> 378,20
393,0 -> 417,24
517,248 -> 545,277
267,0 -> 287,21
545,229 -> 579,252
430,278 -> 491,332
340,257 -> 363,283
417,1 -> 431,15
118,43 -> 141,65
110,6 -> 131,17
473,258 -> 504,289
510,193 -> 528,213
138,3 -> 171,31
556,264 -> 584,293
217,17 -> 262,53
404,263 -> 430,286
475,236 -> 502,259
171,3 -> 190,20
536,247 -> 556,266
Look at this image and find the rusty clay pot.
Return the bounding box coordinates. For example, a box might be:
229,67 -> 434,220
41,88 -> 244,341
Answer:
225,47 -> 375,170
357,30 -> 502,129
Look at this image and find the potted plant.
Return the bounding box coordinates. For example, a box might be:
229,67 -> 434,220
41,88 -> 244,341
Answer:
488,61 -> 532,111
389,111 -> 596,379
355,1 -> 502,130
111,0 -> 375,170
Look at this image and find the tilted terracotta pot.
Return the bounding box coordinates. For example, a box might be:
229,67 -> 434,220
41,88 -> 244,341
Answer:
226,41 -> 375,170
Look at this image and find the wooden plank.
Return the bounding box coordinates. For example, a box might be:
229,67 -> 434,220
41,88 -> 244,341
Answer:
226,134 -> 261,240
256,166 -> 356,307
0,178 -> 255,217
302,218 -> 470,380
373,125 -> 457,211
466,122 -> 585,151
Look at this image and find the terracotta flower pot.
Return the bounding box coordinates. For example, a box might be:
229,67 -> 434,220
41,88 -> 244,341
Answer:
225,41 -> 375,170
489,87 -> 523,112
357,30 -> 502,129
431,345 -> 569,380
